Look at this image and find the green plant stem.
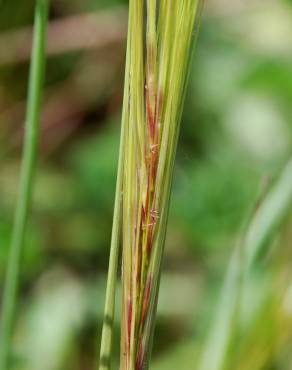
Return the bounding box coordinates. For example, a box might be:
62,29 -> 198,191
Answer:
198,158 -> 292,370
0,1 -> 49,369
244,160 -> 292,269
98,14 -> 132,370
98,113 -> 125,370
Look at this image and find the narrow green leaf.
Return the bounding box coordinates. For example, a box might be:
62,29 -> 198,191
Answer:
0,1 -> 49,369
198,159 -> 292,370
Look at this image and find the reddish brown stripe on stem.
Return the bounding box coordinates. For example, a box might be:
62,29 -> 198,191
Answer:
141,276 -> 152,325
127,300 -> 133,349
141,205 -> 147,224
146,94 -> 155,141
136,341 -> 144,370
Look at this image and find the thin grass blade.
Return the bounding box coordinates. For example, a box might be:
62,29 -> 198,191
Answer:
198,158 -> 292,370
0,1 -> 49,369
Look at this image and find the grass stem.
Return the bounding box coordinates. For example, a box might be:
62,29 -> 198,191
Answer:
0,1 -> 49,369
198,158 -> 292,370
98,9 -> 133,370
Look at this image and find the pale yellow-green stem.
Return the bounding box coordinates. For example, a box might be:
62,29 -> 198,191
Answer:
119,2 -> 203,370
99,2 -> 203,370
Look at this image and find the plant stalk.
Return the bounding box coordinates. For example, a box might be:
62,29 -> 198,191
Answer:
120,2 -> 203,370
0,1 -> 49,369
98,50 -> 130,370
198,158 -> 292,370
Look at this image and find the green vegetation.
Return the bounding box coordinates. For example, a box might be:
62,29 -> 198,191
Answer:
111,2 -> 203,370
0,1 -> 49,369
0,1 -> 292,370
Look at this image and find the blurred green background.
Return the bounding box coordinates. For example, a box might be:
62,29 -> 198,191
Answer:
1,0 -> 292,369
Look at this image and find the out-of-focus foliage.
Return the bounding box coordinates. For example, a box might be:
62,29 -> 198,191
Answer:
1,0 -> 292,369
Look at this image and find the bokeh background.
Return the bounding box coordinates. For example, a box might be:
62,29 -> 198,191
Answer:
1,0 -> 292,369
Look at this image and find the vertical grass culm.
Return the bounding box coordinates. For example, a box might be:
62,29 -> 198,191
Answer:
0,1 -> 49,369
99,1 -> 204,370
198,158 -> 292,370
